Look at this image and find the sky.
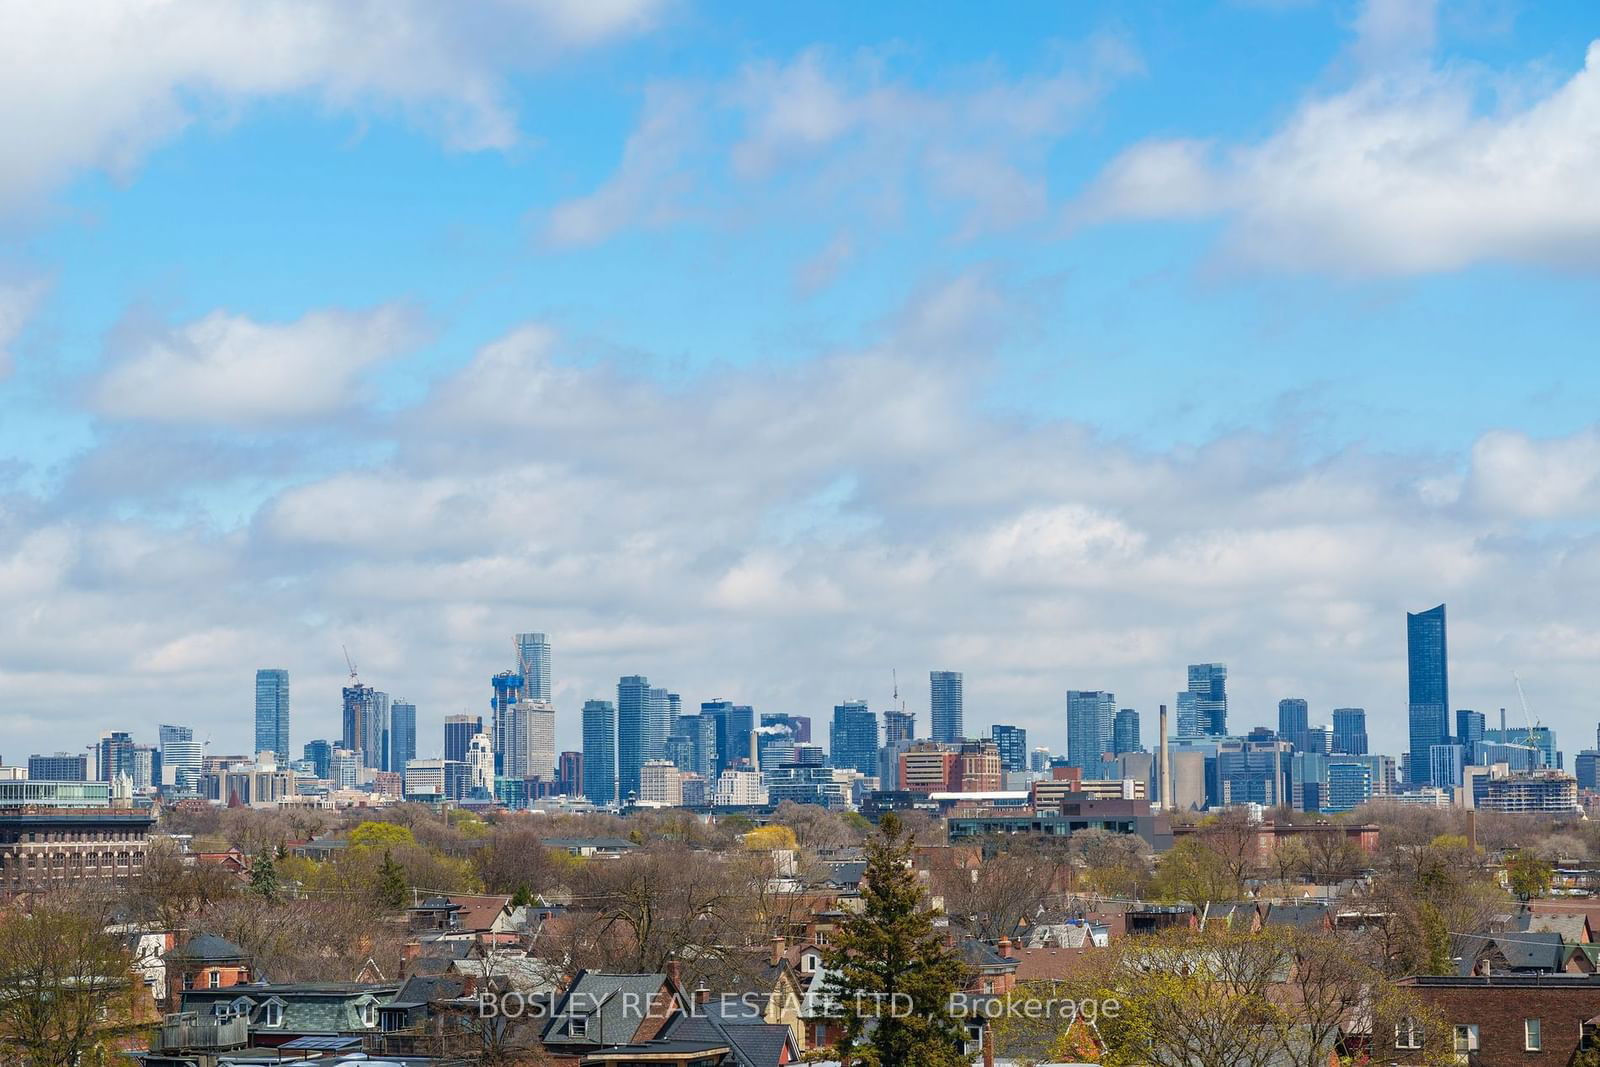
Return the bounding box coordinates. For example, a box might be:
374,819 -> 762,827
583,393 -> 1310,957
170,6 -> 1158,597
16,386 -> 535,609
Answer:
1,0 -> 1599,766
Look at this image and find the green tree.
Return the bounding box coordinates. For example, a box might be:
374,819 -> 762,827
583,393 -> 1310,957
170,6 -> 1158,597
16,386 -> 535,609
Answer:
823,813 -> 969,1067
1506,848 -> 1553,901
248,852 -> 279,901
376,849 -> 409,911
349,821 -> 416,850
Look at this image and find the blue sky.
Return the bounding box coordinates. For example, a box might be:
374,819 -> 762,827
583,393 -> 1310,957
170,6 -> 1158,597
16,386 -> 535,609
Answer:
1,0 -> 1599,766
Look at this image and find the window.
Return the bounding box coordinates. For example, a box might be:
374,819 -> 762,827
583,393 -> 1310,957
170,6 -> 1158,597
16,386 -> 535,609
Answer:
360,1001 -> 377,1027
1394,1018 -> 1423,1050
263,1001 -> 283,1027
1525,1018 -> 1542,1051
208,970 -> 220,989
182,973 -> 194,991
1453,1024 -> 1479,1054
570,1014 -> 589,1038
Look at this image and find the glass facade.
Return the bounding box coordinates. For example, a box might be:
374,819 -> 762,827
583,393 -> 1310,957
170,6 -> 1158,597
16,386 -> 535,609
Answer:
930,671 -> 964,743
254,669 -> 290,763
1407,604 -> 1449,784
582,699 -> 618,805
829,701 -> 879,775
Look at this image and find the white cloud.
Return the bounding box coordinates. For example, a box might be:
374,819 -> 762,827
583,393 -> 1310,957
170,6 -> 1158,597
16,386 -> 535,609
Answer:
0,277 -> 47,378
1468,428 -> 1600,519
1074,6 -> 1600,274
0,0 -> 665,210
92,303 -> 425,424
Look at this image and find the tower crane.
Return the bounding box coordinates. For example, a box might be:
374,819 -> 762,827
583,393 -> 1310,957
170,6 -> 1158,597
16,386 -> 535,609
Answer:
1512,671 -> 1544,769
343,645 -> 359,682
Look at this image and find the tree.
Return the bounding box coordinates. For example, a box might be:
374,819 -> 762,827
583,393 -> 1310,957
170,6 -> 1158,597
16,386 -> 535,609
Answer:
823,813 -> 969,1067
377,849 -> 409,910
350,821 -> 417,850
249,852 -> 279,901
0,895 -> 142,1067
933,844 -> 1058,942
742,825 -> 799,851
1149,836 -> 1243,908
1506,848 -> 1553,901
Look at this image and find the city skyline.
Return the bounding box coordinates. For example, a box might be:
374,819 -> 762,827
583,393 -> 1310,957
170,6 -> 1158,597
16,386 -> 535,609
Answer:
3,2 -> 1600,766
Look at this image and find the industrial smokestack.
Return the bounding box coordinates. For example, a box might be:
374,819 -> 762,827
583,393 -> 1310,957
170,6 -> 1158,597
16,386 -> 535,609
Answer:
1158,704 -> 1171,812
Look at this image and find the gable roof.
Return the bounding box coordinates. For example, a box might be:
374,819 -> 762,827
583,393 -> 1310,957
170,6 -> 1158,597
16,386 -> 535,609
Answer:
1516,911 -> 1591,944
1457,931 -> 1568,976
543,971 -> 677,1047
666,1014 -> 796,1067
169,933 -> 250,962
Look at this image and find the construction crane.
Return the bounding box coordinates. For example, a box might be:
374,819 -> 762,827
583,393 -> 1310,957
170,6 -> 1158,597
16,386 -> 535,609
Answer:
1512,671 -> 1545,768
343,645 -> 360,683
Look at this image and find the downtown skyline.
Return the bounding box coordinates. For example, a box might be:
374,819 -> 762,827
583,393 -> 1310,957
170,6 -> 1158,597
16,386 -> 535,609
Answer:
2,2 -> 1600,763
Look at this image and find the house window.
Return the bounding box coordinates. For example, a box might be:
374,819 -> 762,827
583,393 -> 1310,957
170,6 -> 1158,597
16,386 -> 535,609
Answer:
1452,1024 -> 1479,1054
1394,1019 -> 1423,1050
570,1014 -> 589,1038
263,1002 -> 283,1027
182,973 -> 194,990
208,970 -> 220,989
1525,1018 -> 1542,1051
360,1002 -> 377,1027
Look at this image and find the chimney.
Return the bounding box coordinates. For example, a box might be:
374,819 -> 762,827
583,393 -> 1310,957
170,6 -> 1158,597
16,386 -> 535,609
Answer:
983,1020 -> 996,1067
665,959 -> 681,988
1158,704 -> 1172,813
769,935 -> 786,967
694,985 -> 710,1008
997,937 -> 1012,960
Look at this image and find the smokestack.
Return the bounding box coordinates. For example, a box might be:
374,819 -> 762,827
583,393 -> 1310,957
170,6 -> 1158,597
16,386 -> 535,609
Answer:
750,731 -> 760,773
1158,704 -> 1172,812
1500,708 -> 1506,736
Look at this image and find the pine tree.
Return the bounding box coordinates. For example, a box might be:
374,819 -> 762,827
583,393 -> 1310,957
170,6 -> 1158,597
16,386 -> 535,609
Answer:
823,813 -> 971,1067
248,852 -> 278,901
376,849 -> 408,911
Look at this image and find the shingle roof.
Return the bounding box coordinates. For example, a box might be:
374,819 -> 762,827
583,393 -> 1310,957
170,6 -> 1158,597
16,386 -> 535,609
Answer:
1457,931 -> 1568,976
664,1014 -> 794,1066
169,933 -> 249,962
543,971 -> 673,1047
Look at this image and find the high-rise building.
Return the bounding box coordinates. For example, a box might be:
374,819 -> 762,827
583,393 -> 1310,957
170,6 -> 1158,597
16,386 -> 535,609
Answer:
1029,747 -> 1051,772
161,740 -> 203,793
1331,708 -> 1368,755
647,686 -> 672,762
504,699 -> 556,781
760,712 -> 812,744
27,753 -> 87,781
388,701 -> 417,772
583,699 -> 618,805
1175,691 -> 1200,738
1277,699 -> 1309,750
1112,709 -> 1142,755
1324,760 -> 1375,814
1407,604 -> 1449,784
466,734 -> 494,794
930,671 -> 964,743
1065,691 -> 1116,771
883,709 -> 916,745
830,701 -> 879,776
514,632 -> 552,702
1186,664 -> 1228,736
444,714 -> 482,764
342,683 -> 381,768
557,751 -> 583,796
1429,744 -> 1465,790
253,669 -> 291,764
1456,709 -> 1486,750
667,693 -> 682,737
490,671 -> 525,774
329,747 -> 359,789
302,739 -> 332,780
95,731 -> 135,783
368,691 -> 390,772
617,676 -> 652,800
991,724 -> 1027,771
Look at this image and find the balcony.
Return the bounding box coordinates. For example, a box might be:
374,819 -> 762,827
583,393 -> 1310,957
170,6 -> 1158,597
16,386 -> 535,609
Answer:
150,1012 -> 249,1051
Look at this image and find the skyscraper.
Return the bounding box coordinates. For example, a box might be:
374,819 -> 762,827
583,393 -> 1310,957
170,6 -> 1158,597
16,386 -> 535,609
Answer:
490,671 -> 525,774
582,699 -> 618,805
367,690 -> 390,771
1407,604 -> 1449,784
254,669 -> 290,763
1186,664 -> 1228,736
514,632 -> 552,702
647,686 -> 672,761
617,676 -> 652,800
388,701 -> 417,771
1112,709 -> 1141,755
1066,691 -> 1116,771
302,739 -> 332,780
504,699 -> 556,780
1456,709 -> 1486,750
1331,708 -> 1368,755
830,701 -> 879,776
883,709 -> 916,745
761,712 -> 813,744
930,671 -> 964,743
991,724 -> 1027,771
444,714 -> 483,764
95,731 -> 135,783
1277,698 -> 1309,750
342,683 -> 377,766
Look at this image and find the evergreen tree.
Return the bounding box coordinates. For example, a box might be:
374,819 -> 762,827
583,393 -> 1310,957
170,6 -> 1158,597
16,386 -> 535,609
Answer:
377,849 -> 409,910
248,852 -> 278,901
823,813 -> 970,1067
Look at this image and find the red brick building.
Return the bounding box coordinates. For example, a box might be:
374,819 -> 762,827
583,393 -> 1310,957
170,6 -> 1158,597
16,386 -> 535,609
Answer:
1395,973 -> 1600,1064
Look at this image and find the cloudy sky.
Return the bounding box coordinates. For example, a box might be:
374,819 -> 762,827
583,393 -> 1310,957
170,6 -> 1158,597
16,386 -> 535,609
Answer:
2,0 -> 1598,765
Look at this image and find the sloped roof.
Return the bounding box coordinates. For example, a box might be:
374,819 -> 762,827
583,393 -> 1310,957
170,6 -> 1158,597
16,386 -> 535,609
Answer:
666,1014 -> 794,1067
1457,931 -> 1568,976
1517,912 -> 1590,944
544,971 -> 673,1047
169,933 -> 249,962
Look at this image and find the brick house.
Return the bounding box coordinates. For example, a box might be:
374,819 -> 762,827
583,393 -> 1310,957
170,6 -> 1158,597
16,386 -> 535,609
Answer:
1395,973 -> 1600,1064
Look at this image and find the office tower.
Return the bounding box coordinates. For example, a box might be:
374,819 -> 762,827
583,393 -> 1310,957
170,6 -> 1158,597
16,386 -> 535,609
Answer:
514,632 -> 552,702
368,691 -> 390,771
329,748 -> 359,789
1302,725 -> 1333,755
883,709 -> 916,746
647,686 -> 672,761
444,714 -> 483,765
1456,709 -> 1486,750
1175,691 -> 1200,738
930,671 -> 964,743
757,724 -> 797,772
728,705 -> 755,764
830,701 -> 879,776
761,712 -> 813,744
700,700 -> 734,772
1186,664 -> 1229,736
558,751 -> 583,795
991,724 -> 1028,771
1112,709 -> 1142,755
1429,743 -> 1465,790
490,671 -> 525,774
388,701 -> 417,772
1065,691 -> 1116,771
1277,699 -> 1309,750
791,743 -> 826,767
95,731 -> 135,783
617,676 -> 651,799
162,740 -> 203,793
667,693 -> 682,736
302,739 -> 332,780
28,753 -> 87,780
1407,603 -> 1449,784
505,699 -> 556,780
583,699 -> 618,805
1331,708 -> 1368,755
341,683 -> 377,765
1216,739 -> 1292,806
1576,751 -> 1600,792
1029,747 -> 1050,773
159,724 -> 193,750
253,669 -> 291,763
1324,761 -> 1375,814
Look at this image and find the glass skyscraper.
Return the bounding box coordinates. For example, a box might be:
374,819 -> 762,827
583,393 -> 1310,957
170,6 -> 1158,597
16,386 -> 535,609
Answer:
490,671 -> 524,775
302,739 -> 332,780
582,699 -> 618,805
1277,698 -> 1308,750
1066,690 -> 1116,771
1186,663 -> 1228,736
1407,604 -> 1449,784
617,676 -> 652,800
1112,709 -> 1141,755
254,669 -> 290,763
388,701 -> 417,771
1332,708 -> 1368,755
829,701 -> 879,776
444,714 -> 482,764
514,632 -> 551,702
930,671 -> 964,743
991,724 -> 1028,771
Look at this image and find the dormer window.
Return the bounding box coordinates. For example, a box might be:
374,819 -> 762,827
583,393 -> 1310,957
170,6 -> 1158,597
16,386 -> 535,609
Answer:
570,1014 -> 589,1038
263,1000 -> 284,1027
359,1000 -> 378,1027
